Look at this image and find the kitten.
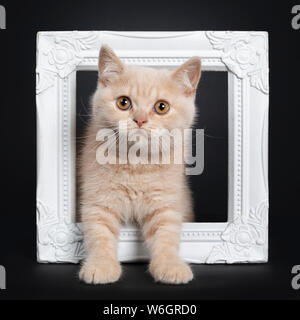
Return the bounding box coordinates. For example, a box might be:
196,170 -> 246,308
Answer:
79,45 -> 201,284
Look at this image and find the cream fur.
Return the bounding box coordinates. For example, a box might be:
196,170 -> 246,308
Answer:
79,46 -> 201,284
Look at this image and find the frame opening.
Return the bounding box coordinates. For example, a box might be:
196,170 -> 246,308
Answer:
75,70 -> 228,223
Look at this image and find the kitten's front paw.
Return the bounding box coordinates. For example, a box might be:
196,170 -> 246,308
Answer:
79,259 -> 121,284
149,259 -> 193,284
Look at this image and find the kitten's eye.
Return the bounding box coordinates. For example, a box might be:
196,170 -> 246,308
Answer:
154,101 -> 170,115
117,96 -> 132,110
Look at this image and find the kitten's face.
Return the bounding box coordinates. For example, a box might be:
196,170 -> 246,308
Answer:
92,46 -> 201,138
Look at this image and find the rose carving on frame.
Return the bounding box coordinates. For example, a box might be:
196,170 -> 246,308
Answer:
36,31 -> 99,94
38,222 -> 83,260
46,39 -> 81,78
206,31 -> 269,94
206,200 -> 268,263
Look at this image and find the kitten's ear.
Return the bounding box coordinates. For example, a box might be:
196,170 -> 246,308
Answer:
171,57 -> 201,95
98,45 -> 124,86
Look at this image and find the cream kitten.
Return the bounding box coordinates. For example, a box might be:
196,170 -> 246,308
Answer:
79,45 -> 201,284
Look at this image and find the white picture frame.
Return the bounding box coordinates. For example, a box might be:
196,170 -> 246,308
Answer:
36,31 -> 269,264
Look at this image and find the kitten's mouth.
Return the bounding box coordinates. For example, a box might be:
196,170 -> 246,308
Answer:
129,128 -> 149,136
99,124 -> 171,149
115,126 -> 150,138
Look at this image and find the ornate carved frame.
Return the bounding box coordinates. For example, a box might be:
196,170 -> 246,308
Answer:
36,31 -> 269,263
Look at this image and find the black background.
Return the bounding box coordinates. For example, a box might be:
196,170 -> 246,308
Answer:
0,0 -> 299,300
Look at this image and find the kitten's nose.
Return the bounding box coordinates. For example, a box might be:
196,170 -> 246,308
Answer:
133,117 -> 147,128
